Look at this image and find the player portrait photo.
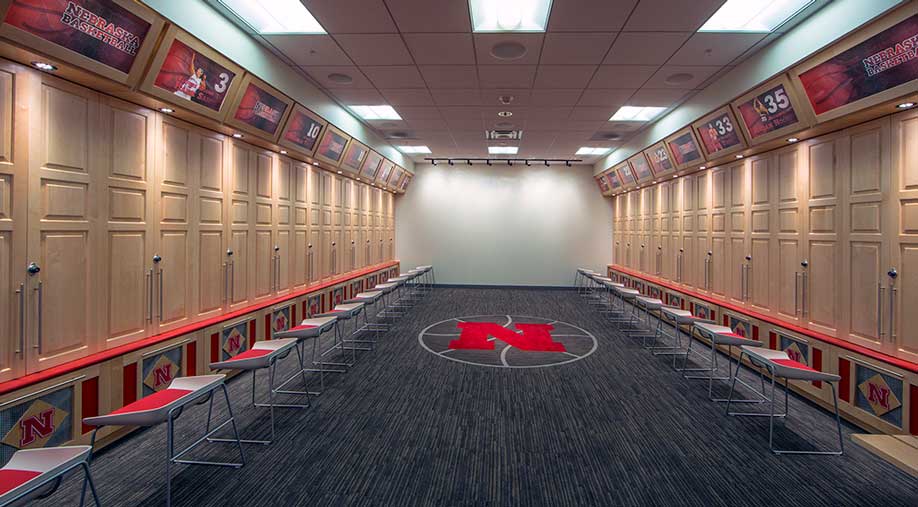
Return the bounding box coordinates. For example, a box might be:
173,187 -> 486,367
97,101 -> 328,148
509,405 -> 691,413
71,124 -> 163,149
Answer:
697,111 -> 741,155
233,82 -> 288,135
629,154 -> 653,181
377,159 -> 394,183
153,38 -> 236,112
2,0 -> 152,73
667,131 -> 703,166
282,108 -> 324,152
316,128 -> 348,162
736,84 -> 800,139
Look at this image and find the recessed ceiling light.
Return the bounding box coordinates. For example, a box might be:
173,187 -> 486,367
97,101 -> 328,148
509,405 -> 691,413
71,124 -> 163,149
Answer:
280,150 -> 288,154
786,137 -> 799,143
397,145 -> 432,154
673,175 -> 678,178
664,72 -> 694,85
159,107 -> 174,113
337,171 -> 343,174
897,102 -> 916,109
327,73 -> 353,84
491,41 -> 528,60
652,180 -> 657,184
31,61 -> 57,71
350,105 -> 401,120
469,0 -> 552,33
489,146 -> 518,154
736,154 -> 744,159
576,147 -> 611,156
357,178 -> 361,181
217,0 -> 326,34
610,106 -> 667,122
700,165 -> 707,169
700,0 -> 815,33
497,111 -> 513,117
233,133 -> 244,138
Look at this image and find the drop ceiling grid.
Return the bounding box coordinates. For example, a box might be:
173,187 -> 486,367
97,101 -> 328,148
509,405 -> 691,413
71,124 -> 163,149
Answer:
270,0 -> 775,163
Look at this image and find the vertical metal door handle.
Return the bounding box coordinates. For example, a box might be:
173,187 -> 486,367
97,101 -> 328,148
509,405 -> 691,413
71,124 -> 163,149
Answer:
794,272 -> 800,315
889,287 -> 897,341
230,262 -> 235,302
33,281 -> 42,353
147,269 -> 154,321
877,284 -> 885,339
222,263 -> 228,304
16,283 -> 24,354
802,271 -> 808,317
157,269 -> 164,320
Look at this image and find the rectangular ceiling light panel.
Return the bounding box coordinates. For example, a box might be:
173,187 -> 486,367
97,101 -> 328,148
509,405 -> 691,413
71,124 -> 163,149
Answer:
700,0 -> 815,33
488,146 -> 519,154
576,147 -> 611,156
610,106 -> 667,122
350,105 -> 402,120
218,0 -> 326,34
469,0 -> 553,32
398,146 -> 432,154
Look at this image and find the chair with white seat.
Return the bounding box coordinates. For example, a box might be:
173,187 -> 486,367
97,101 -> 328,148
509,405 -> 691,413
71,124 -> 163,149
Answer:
273,316 -> 341,396
209,338 -> 305,445
314,302 -> 369,367
82,375 -> 244,507
374,281 -> 402,320
653,308 -> 714,368
609,286 -> 640,325
630,296 -> 664,340
683,321 -> 768,404
416,265 -> 435,287
345,290 -> 387,335
0,446 -> 100,507
575,268 -> 594,295
726,346 -> 844,455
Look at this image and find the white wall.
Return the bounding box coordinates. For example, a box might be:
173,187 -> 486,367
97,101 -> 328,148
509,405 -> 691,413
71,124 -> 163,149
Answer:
396,163 -> 613,287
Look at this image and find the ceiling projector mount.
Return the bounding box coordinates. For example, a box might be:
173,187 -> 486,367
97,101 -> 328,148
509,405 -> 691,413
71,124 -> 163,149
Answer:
425,158 -> 582,167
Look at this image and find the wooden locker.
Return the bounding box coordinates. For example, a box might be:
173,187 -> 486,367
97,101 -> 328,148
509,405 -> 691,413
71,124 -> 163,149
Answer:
725,160 -> 749,306
0,62 -> 28,382
888,109 -> 918,362
748,152 -> 773,315
252,149 -> 274,302
694,171 -> 711,292
99,97 -> 156,348
193,125 -> 228,322
710,166 -> 728,298
773,145 -> 806,325
275,155 -> 293,296
308,164 -> 322,285
293,161 -> 309,290
228,142 -> 253,311
26,74 -> 101,371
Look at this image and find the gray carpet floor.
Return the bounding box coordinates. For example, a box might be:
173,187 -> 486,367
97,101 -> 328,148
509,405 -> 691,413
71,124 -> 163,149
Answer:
34,287 -> 918,506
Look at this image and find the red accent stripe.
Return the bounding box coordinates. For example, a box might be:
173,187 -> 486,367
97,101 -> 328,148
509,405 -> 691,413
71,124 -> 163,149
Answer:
722,315 -> 728,326
110,388 -> 193,415
812,348 -> 823,388
769,331 -> 777,350
839,358 -> 851,403
249,320 -> 256,348
210,333 -> 219,364
910,384 -> 918,435
302,301 -> 308,319
81,377 -> 99,435
291,304 -> 296,324
608,264 -> 918,373
0,470 -> 42,495
265,315 -> 271,341
187,342 -> 197,377
122,363 -> 137,408
753,325 -> 759,341
0,261 -> 399,396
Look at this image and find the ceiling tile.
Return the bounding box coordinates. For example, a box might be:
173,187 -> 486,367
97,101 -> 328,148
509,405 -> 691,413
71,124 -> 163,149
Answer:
626,88 -> 690,107
625,0 -> 724,32
430,89 -> 483,106
534,65 -> 597,88
419,66 -> 479,89
416,131 -> 456,143
437,106 -> 485,119
302,66 -> 373,88
474,33 -> 544,65
540,33 -> 617,65
525,107 -> 573,120
334,34 -> 413,65
569,106 -> 616,121
379,88 -> 434,106
643,65 -> 721,89
361,65 -> 426,88
365,119 -> 409,130
394,106 -> 442,119
478,65 -> 537,88
385,0 -> 471,32
263,35 -> 352,66
603,32 -> 691,65
667,33 -> 767,66
530,89 -> 583,106
564,120 -> 608,131
404,33 -> 475,65
330,88 -> 385,104
547,0 -> 638,32
589,65 -> 658,88
577,88 -> 635,106
406,117 -> 449,130
302,0 -> 397,33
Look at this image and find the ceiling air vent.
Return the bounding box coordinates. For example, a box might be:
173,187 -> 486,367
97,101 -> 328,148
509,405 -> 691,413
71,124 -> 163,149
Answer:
485,129 -> 523,141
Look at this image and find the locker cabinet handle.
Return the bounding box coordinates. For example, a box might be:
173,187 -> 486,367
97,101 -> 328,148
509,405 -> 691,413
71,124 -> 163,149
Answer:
222,263 -> 228,304
794,272 -> 801,316
877,284 -> 885,340
889,287 -> 897,342
157,269 -> 164,320
147,269 -> 154,321
802,271 -> 808,317
33,281 -> 42,353
16,283 -> 24,354
230,262 -> 235,303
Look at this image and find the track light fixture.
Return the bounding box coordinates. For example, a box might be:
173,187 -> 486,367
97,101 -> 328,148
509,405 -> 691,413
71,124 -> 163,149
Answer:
507,160 -> 512,166
525,160 -> 531,166
486,160 -> 492,166
467,159 -> 472,165
448,159 -> 454,166
432,160 -> 438,166
544,160 -> 549,167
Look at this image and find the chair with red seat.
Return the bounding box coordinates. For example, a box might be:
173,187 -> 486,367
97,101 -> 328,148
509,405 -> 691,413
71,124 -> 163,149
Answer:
314,302 -> 368,368
726,346 -> 844,455
272,315 -> 341,396
0,446 -> 100,506
209,338 -> 305,445
683,321 -> 768,404
82,375 -> 245,507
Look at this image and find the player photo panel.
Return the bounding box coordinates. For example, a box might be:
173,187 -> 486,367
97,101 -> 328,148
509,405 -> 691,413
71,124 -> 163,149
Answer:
665,127 -> 706,171
376,159 -> 395,185
732,76 -> 812,145
693,106 -> 747,159
279,104 -> 326,156
314,124 -> 351,166
227,75 -> 293,139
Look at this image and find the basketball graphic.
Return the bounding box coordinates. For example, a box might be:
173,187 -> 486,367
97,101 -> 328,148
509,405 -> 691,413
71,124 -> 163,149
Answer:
283,109 -> 324,151
419,315 -> 597,369
233,82 -> 288,135
153,39 -> 236,112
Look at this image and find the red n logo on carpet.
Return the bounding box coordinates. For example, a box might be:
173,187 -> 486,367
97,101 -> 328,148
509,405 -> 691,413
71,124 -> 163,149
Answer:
449,323 -> 567,352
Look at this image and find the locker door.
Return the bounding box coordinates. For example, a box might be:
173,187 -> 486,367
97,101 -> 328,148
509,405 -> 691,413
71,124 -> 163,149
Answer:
726,160 -> 749,306
293,162 -> 308,290
253,150 -> 274,302
275,156 -> 293,296
680,176 -> 695,287
321,172 -> 333,279
194,128 -> 227,321
748,153 -> 773,315
658,182 -> 669,278
26,75 -> 100,371
228,143 -> 253,311
308,165 -> 322,284
710,166 -> 728,298
804,133 -> 844,337
0,62 -> 28,382
99,98 -> 156,348
888,110 -> 918,362
844,118 -> 891,353
695,171 -> 711,292
774,145 -> 805,325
